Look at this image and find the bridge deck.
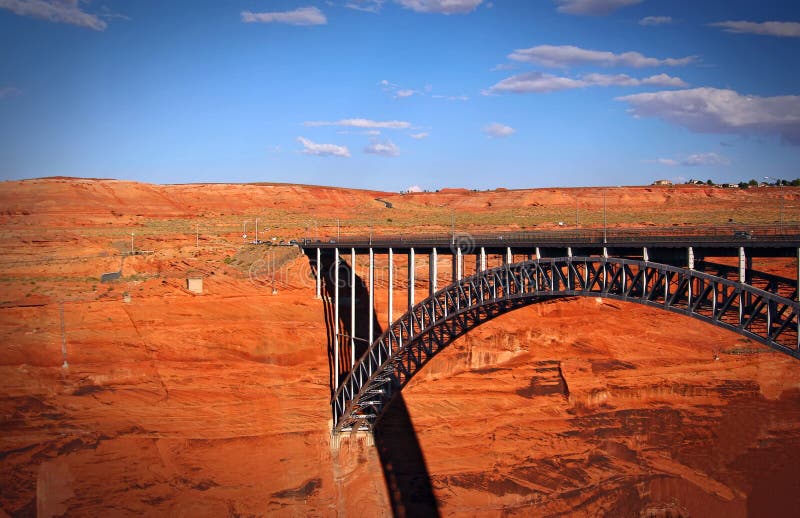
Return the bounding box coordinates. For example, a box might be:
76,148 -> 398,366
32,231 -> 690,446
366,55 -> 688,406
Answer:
300,224 -> 800,257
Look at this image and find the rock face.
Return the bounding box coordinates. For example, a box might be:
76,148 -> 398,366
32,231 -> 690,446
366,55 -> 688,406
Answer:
1,178 -> 799,517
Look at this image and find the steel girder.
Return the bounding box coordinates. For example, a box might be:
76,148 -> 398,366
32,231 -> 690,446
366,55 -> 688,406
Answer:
331,257 -> 800,433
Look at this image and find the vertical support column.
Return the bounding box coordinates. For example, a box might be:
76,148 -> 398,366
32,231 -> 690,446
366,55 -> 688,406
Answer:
567,247 -> 572,258
642,247 -> 649,298
369,248 -> 374,345
429,248 -> 438,297
456,248 -> 463,281
480,247 -> 486,272
334,248 -> 339,387
738,246 -> 746,324
315,248 -> 321,299
504,247 -> 512,265
687,246 -> 695,270
408,248 -> 415,312
350,248 -> 356,368
535,247 -> 541,260
602,248 -> 608,292
388,248 -> 393,335
738,247 -> 746,284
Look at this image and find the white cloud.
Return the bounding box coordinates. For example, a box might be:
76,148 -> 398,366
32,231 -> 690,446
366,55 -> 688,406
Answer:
639,16 -> 672,26
396,0 -> 483,15
651,152 -> 730,167
297,137 -> 350,157
346,0 -> 384,13
365,140 -> 400,156
409,132 -> 429,139
486,71 -> 687,94
407,185 -> 423,192
555,0 -> 641,16
487,73 -> 584,94
381,79 -> 467,101
241,7 -> 327,26
583,73 -> 687,87
0,86 -> 21,98
431,94 -> 469,101
509,45 -> 696,68
483,123 -> 515,138
304,118 -> 412,129
0,0 -> 107,30
617,87 -> 800,145
380,79 -> 420,99
711,21 -> 800,38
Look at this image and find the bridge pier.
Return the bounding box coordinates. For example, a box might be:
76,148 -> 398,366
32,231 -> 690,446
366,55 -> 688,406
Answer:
688,246 -> 695,270
643,247 -> 649,262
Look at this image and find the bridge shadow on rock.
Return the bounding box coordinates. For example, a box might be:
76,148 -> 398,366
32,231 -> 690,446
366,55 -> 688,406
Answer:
313,251 -> 440,517
374,397 -> 440,518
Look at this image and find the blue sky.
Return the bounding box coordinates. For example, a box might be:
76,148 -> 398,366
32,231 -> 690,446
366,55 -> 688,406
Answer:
1,0 -> 799,191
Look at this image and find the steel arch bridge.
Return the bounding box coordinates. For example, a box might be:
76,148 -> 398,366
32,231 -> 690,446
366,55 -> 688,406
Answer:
331,256 -> 800,433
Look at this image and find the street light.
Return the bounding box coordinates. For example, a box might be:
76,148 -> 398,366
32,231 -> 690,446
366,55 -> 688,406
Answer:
451,210 -> 455,244
764,176 -> 784,231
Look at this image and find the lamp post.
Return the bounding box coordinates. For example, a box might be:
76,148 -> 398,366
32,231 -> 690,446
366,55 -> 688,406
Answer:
764,176 -> 784,232
451,210 -> 455,244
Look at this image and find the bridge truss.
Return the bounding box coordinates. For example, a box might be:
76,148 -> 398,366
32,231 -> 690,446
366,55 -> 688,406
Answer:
330,256 -> 800,433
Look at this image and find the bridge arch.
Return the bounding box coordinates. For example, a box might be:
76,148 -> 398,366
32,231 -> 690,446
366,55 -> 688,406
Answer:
332,257 -> 800,433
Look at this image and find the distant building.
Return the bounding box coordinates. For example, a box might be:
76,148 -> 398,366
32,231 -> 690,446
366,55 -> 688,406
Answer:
652,179 -> 673,186
187,275 -> 203,294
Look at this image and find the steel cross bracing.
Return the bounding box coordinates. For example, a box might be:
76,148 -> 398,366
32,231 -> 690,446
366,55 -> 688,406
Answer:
331,256 -> 800,433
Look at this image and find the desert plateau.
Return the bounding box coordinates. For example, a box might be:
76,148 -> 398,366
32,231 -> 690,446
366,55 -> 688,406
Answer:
1,178 -> 799,517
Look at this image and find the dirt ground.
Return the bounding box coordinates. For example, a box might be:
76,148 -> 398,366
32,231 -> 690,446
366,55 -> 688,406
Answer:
1,178 -> 799,517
